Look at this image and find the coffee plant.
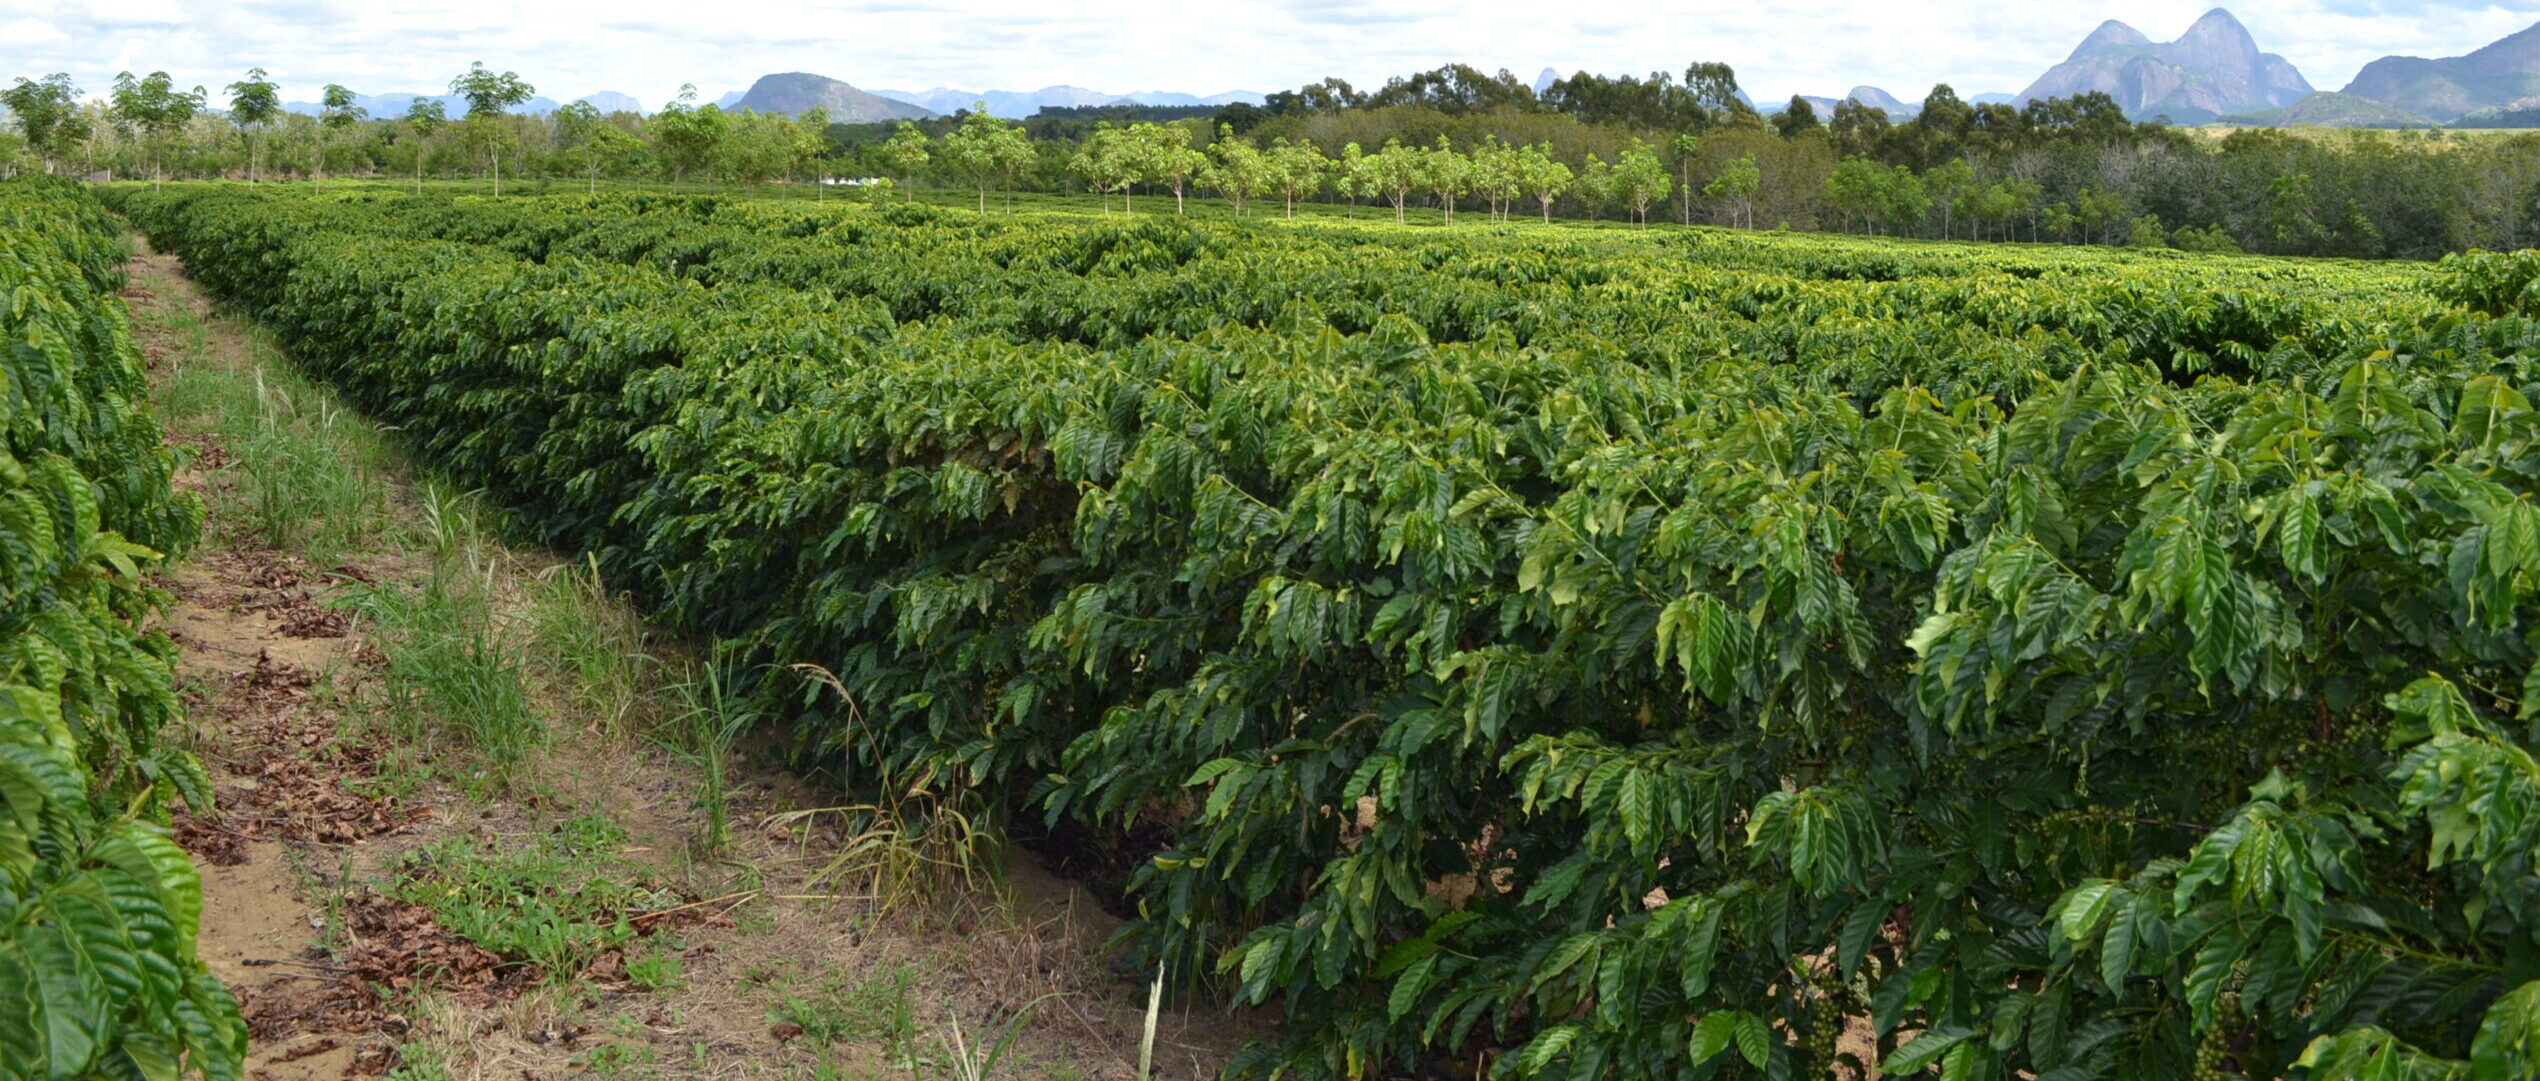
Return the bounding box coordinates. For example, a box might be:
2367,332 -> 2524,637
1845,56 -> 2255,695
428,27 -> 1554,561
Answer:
108,183 -> 2540,1081
0,177 -> 239,1081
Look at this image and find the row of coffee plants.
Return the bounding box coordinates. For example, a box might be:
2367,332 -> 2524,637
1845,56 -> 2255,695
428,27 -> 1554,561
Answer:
110,184 -> 2540,1080
0,178 -> 240,1080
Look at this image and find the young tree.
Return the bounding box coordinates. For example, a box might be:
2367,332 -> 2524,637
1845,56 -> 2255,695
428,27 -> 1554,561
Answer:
2000,176 -> 2043,241
715,110 -> 796,196
1070,123 -> 1144,213
402,97 -> 445,194
1197,125 -> 1270,217
108,71 -> 200,187
1612,138 -> 1672,227
789,107 -> 834,196
1130,122 -> 1205,215
1267,137 -> 1329,218
316,83 -> 365,192
1671,133 -> 1702,225
1880,164 -> 1931,235
225,68 -> 281,182
1923,157 -> 1972,238
1519,142 -> 1574,223
2267,172 -> 2324,254
449,61 -> 534,195
880,121 -> 931,200
556,99 -> 637,193
1421,136 -> 1474,224
1703,152 -> 1761,228
1575,153 -> 1616,221
2073,186 -> 2128,245
1366,138 -> 1423,223
1336,141 -> 1370,217
940,105 -> 1036,212
652,86 -> 728,186
1468,136 -> 1517,221
1824,155 -> 1888,233
2128,212 -> 2169,248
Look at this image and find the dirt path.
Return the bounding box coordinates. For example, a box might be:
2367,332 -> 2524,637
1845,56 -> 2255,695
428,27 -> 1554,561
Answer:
123,246 -> 1254,1081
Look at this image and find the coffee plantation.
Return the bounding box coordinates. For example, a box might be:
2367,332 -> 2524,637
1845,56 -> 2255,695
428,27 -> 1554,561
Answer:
103,183 -> 2540,1081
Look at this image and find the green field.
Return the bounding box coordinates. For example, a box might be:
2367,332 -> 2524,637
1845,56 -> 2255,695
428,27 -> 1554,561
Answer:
69,180 -> 2540,1081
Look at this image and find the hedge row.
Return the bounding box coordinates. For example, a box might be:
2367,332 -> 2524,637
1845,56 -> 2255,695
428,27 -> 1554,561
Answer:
0,177 -> 238,1080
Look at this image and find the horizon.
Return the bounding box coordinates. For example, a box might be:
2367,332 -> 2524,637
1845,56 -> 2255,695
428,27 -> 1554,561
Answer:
15,1 -> 2530,116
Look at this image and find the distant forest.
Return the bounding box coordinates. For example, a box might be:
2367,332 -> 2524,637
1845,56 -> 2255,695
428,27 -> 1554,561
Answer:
10,62 -> 2536,257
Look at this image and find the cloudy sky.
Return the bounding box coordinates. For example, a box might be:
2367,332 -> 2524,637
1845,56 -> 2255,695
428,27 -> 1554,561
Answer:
6,0 -> 2531,107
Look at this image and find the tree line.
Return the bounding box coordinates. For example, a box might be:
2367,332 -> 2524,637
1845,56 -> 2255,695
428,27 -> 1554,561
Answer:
9,60 -> 2537,257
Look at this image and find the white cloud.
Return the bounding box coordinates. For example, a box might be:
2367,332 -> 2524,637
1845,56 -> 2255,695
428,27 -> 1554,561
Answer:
4,1 -> 2529,109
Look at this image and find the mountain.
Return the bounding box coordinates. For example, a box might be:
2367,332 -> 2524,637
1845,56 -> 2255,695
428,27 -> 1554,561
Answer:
877,85 -> 1113,117
870,85 -> 1261,119
2340,20 -> 2540,123
1533,67 -> 1560,94
2017,8 -> 2311,124
2221,91 -> 2432,128
732,73 -> 934,121
1118,90 -> 1267,108
1779,87 -> 1919,119
577,91 -> 647,115
1847,86 -> 1912,113
714,90 -> 747,110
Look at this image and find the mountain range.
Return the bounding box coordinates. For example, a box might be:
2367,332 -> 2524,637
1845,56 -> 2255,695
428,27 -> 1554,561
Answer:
1776,87 -> 2016,119
2017,8 -> 2310,124
267,10 -> 2537,132
2338,19 -> 2540,123
282,90 -> 639,118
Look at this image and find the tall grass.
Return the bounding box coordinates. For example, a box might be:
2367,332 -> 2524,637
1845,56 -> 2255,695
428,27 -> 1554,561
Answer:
659,663 -> 755,856
531,555 -> 657,737
333,484 -> 541,788
149,309 -> 390,564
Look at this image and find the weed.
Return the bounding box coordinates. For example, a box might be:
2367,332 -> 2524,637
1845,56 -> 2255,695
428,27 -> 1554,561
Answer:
1138,965 -> 1163,1081
938,994 -> 1061,1081
770,768 -> 1001,918
386,813 -> 678,980
144,292 -> 391,565
658,662 -> 757,856
579,1041 -> 658,1077
767,964 -> 920,1065
626,941 -> 683,991
532,554 -> 658,737
333,521 -> 541,786
384,1042 -> 453,1081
